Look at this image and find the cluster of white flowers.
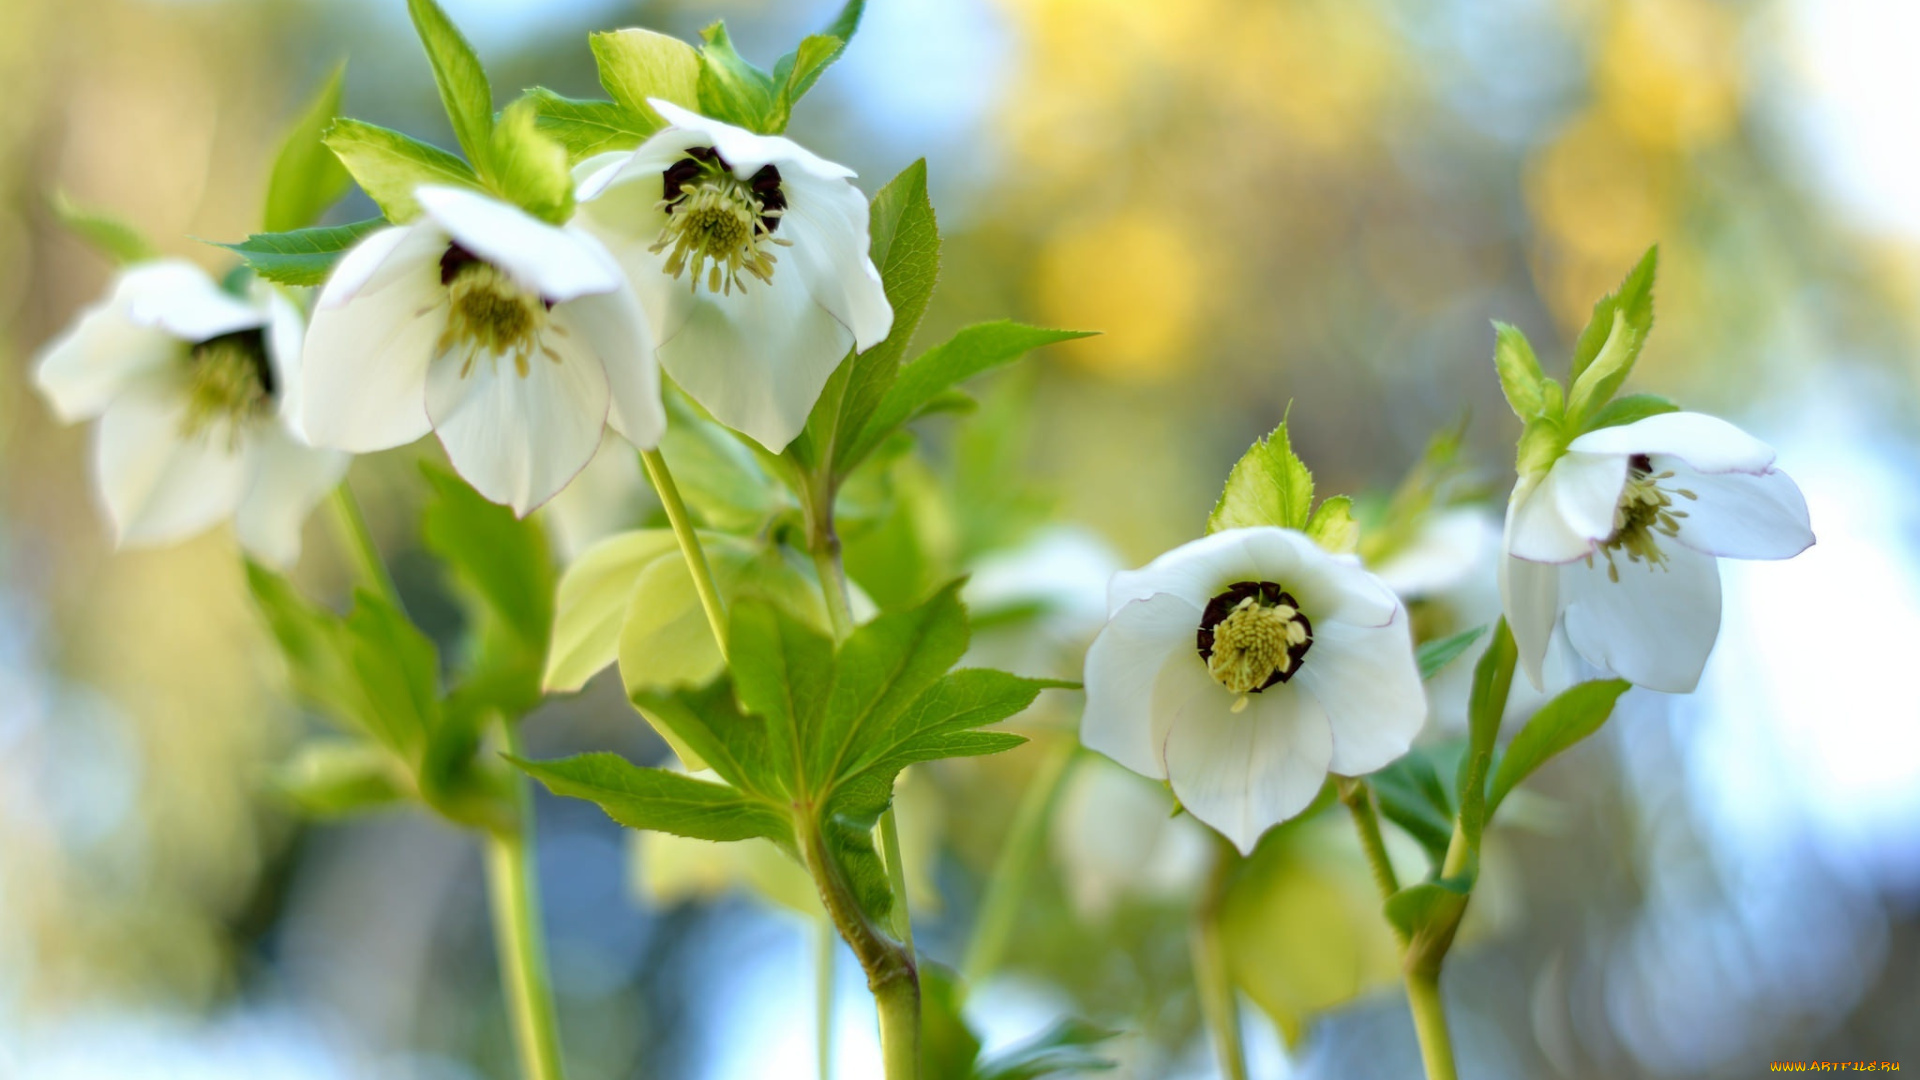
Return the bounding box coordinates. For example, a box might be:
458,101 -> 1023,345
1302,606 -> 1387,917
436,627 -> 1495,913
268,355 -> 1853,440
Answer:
35,105 -> 888,557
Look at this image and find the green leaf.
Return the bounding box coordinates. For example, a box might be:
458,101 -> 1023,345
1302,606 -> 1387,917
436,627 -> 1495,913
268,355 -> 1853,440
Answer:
1385,878 -> 1469,947
325,118 -> 480,223
618,536 -> 829,697
631,678 -> 779,799
820,0 -> 867,43
1454,618 -> 1518,861
1304,493 -> 1359,554
526,89 -> 654,160
514,752 -> 792,843
1492,321 -> 1553,421
975,1020 -> 1118,1080
271,739 -> 410,818
592,27 -> 701,124
841,321 -> 1093,471
420,465 -> 554,718
1370,743 -> 1460,865
406,0 -> 494,169
486,96 -> 574,224
1417,624 -> 1487,681
1208,420 -> 1313,533
1582,392 -> 1679,434
770,35 -> 846,130
1487,678 -> 1630,817
1566,246 -> 1658,423
544,529 -> 683,693
215,219 -> 384,287
696,21 -> 780,133
49,191 -> 156,265
263,62 -> 352,232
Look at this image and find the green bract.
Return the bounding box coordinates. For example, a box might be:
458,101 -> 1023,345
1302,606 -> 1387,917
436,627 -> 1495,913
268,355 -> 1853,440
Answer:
49,191 -> 157,265
1207,419 -> 1358,552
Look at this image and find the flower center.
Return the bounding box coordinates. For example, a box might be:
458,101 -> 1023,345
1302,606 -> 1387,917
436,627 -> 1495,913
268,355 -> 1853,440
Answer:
1196,581 -> 1314,712
1596,453 -> 1697,582
437,246 -> 559,379
652,146 -> 790,295
181,328 -> 273,447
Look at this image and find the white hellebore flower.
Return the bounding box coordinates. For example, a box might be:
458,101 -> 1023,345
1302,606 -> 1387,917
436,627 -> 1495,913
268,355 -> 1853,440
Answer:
300,186 -> 664,516
575,100 -> 892,452
1082,527 -> 1426,853
33,260 -> 347,566
1501,411 -> 1814,694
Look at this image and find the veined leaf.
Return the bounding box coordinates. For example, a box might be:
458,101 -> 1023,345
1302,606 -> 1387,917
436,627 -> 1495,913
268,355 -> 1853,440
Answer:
406,0 -> 494,169
1370,742 -> 1461,866
487,97 -> 573,224
50,191 -> 156,265
263,62 -> 351,232
1208,420 -> 1314,533
1492,321 -> 1551,421
1304,494 -> 1359,554
1566,246 -> 1658,423
527,89 -> 653,160
1582,392 -> 1679,434
1417,624 -> 1487,681
325,118 -> 479,223
696,21 -> 779,133
591,27 -> 699,124
216,219 -> 383,287
515,752 -> 792,844
1487,678 -> 1629,816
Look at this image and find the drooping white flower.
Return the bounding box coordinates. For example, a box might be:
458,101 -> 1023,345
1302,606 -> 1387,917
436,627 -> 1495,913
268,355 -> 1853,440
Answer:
32,260 -> 348,566
300,186 -> 663,516
1500,411 -> 1814,694
574,100 -> 891,452
1081,527 -> 1426,853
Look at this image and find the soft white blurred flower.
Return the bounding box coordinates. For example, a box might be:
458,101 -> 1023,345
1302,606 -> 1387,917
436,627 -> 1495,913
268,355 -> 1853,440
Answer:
575,100 -> 891,452
963,526 -> 1124,680
1081,527 -> 1426,853
539,430 -> 658,562
1501,412 -> 1814,693
300,186 -> 662,516
1050,756 -> 1210,919
33,260 -> 347,566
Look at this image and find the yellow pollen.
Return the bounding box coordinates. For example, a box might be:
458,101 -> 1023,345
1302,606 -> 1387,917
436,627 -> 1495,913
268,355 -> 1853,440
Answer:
438,262 -> 553,379
181,331 -> 272,448
651,172 -> 789,295
1206,597 -> 1311,697
1595,465 -> 1695,582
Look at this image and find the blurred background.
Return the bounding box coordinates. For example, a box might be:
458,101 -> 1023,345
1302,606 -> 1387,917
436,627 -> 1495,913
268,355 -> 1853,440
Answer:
3,0 -> 1919,1076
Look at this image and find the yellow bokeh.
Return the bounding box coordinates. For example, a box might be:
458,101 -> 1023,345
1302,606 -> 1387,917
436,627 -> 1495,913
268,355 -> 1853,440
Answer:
1034,209 -> 1202,381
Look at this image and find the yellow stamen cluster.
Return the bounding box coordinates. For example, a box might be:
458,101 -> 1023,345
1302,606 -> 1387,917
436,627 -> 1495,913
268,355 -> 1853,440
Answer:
1207,596 -> 1312,710
438,261 -> 557,379
1596,462 -> 1696,581
181,332 -> 272,448
652,170 -> 788,295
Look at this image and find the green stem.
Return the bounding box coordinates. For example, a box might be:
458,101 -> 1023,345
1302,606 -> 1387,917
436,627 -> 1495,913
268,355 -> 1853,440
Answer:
485,721 -> 568,1080
639,448 -> 728,659
1192,838 -> 1247,1080
1339,778 -> 1405,946
816,915 -> 836,1080
800,814 -> 920,1080
962,740 -> 1078,989
878,803 -> 916,956
1405,971 -> 1459,1080
326,483 -> 401,608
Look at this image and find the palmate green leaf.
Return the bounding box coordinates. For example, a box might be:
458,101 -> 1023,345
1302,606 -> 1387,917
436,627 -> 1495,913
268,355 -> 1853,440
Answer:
49,191 -> 157,265
1583,392 -> 1679,433
420,465 -> 554,718
1208,419 -> 1314,533
527,89 -> 654,160
514,752 -> 792,844
263,62 -> 351,232
839,321 -> 1094,471
696,21 -> 780,133
1487,678 -> 1629,817
271,739 -> 411,818
324,118 -> 480,222
1566,246 -> 1658,425
216,219 -> 384,287
406,0 -> 494,169
1416,624 -> 1488,680
631,679 -> 780,799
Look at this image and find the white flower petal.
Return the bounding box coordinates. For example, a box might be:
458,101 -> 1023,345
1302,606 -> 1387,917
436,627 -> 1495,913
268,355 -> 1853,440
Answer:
1661,459 -> 1814,561
646,99 -> 857,181
301,223 -> 448,452
1296,616 -> 1426,775
1568,411 -> 1775,473
576,133 -> 708,206
128,269 -> 264,343
260,286 -> 310,431
415,186 -> 621,303
232,421 -> 350,568
33,262 -> 208,421
777,167 -> 892,350
1499,545 -> 1563,691
552,288 -> 664,449
94,383 -> 248,547
1508,452 -> 1627,563
1373,508 -> 1499,600
1108,527 -> 1397,628
1159,656 -> 1334,854
1562,542 -> 1721,693
426,330 -> 611,516
1082,592 -> 1201,780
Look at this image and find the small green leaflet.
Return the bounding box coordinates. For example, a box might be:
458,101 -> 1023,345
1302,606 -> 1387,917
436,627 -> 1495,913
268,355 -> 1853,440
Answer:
50,191 -> 156,265
1566,246 -> 1658,426
406,0 -> 494,170
263,63 -> 351,232
1208,419 -> 1357,548
216,219 -> 383,287
526,89 -> 655,160
1416,624 -> 1487,680
1486,678 -> 1629,816
592,27 -> 700,123
485,97 -> 574,225
324,118 -> 480,223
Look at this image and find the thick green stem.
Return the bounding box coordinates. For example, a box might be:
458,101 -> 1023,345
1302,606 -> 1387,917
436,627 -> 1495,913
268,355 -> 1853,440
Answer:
326,483 -> 401,609
800,815 -> 920,1080
485,722 -> 568,1080
639,448 -> 728,659
1405,971 -> 1459,1080
816,916 -> 836,1080
962,740 -> 1078,988
1339,778 -> 1406,947
1192,839 -> 1247,1080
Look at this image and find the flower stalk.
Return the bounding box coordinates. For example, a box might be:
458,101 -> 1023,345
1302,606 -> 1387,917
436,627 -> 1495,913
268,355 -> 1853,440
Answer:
800,811 -> 921,1080
639,447 -> 729,658
326,483 -> 402,608
485,718 -> 569,1080
1192,836 -> 1248,1080
962,740 -> 1079,988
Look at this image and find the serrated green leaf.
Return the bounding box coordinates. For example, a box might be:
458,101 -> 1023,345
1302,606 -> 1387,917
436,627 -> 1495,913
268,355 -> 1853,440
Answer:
215,219 -> 384,287
1487,678 -> 1629,817
841,322 -> 1093,471
486,96 -> 573,224
1582,392 -> 1678,434
1492,321 -> 1550,421
1417,624 -> 1487,680
1566,246 -> 1658,423
272,739 -> 410,818
49,191 -> 156,265
1208,421 -> 1314,533
631,679 -> 779,798
1371,745 -> 1458,865
514,752 -> 791,843
420,465 -> 554,718
1384,878 -> 1469,944
976,1019 -> 1119,1080
406,0 -> 494,169
1514,415 -> 1566,480
1304,493 -> 1359,554
770,34 -> 846,130
526,89 -> 654,161
324,118 -> 479,222
812,582 -> 970,780
696,21 -> 779,133
591,27 -> 700,125
821,0 -> 867,43
263,62 -> 351,232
